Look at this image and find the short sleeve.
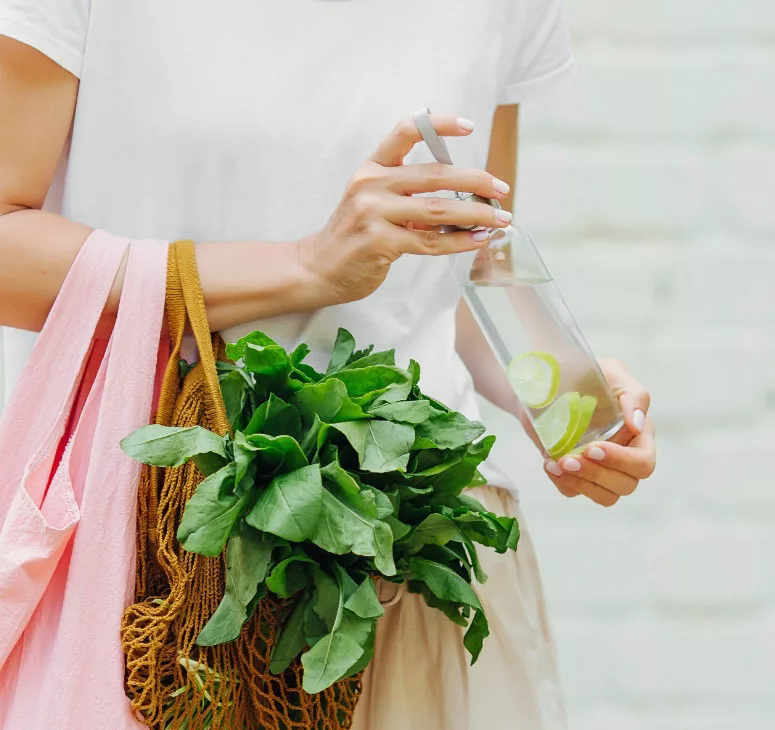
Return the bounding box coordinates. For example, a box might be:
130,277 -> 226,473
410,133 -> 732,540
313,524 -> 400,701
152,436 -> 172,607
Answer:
0,0 -> 91,78
498,0 -> 575,106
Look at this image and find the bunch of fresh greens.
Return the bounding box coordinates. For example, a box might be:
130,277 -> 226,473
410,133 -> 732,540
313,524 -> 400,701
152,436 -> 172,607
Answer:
121,329 -> 519,694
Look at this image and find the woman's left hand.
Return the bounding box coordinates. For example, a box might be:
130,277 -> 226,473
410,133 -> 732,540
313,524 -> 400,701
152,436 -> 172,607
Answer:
543,358 -> 656,506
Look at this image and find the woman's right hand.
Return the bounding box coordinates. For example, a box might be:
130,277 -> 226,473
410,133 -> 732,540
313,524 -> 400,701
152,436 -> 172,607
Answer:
297,114 -> 513,305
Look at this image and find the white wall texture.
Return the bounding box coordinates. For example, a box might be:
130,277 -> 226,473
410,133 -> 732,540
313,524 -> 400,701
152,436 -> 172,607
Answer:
481,1 -> 775,728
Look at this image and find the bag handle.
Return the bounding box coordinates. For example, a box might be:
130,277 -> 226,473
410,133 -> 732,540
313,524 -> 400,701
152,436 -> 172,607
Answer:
157,240 -> 229,436
0,232 -> 130,511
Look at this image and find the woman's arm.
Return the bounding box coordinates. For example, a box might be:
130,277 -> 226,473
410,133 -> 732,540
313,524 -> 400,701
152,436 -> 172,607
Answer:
0,37 -> 323,335
0,37 -> 511,334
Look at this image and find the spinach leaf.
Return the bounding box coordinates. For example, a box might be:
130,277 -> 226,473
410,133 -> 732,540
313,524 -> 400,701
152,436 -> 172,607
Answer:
326,328 -> 356,374
270,594 -> 309,674
245,393 -> 302,440
463,608 -> 489,664
220,370 -> 249,430
408,359 -> 421,388
344,577 -> 383,619
293,380 -> 368,424
341,622 -> 377,679
243,342 -> 291,385
401,513 -> 461,554
342,350 -> 396,370
413,412 -> 486,451
265,552 -> 318,598
196,524 -> 275,645
406,557 -> 482,611
177,463 -> 249,556
332,420 -> 414,474
120,424 -> 227,472
246,465 -> 323,542
300,564 -> 374,693
312,569 -> 341,632
226,330 -> 280,362
410,581 -> 467,627
367,399 -> 431,424
244,432 -> 308,475
329,366 -> 411,402
311,479 -> 396,576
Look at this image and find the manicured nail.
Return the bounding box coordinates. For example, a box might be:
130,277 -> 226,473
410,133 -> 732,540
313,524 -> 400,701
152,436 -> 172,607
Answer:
562,457 -> 582,472
587,446 -> 606,461
457,118 -> 475,131
495,209 -> 513,225
545,460 -> 563,477
633,409 -> 646,433
492,177 -> 510,195
472,230 -> 490,242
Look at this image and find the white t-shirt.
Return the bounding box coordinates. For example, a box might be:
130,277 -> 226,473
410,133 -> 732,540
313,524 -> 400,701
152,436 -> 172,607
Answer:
0,0 -> 574,489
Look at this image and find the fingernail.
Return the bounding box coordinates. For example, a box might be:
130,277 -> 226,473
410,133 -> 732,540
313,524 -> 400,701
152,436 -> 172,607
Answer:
472,230 -> 490,242
495,209 -> 513,225
492,178 -> 510,195
633,409 -> 646,433
587,446 -> 606,461
562,457 -> 582,472
457,118 -> 475,131
545,460 -> 563,477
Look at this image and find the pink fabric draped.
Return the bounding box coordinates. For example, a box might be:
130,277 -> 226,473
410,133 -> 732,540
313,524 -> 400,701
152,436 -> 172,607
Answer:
0,231 -> 167,729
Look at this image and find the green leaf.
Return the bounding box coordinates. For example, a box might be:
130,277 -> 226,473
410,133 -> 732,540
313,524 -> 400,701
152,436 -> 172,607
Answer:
462,535 -> 488,584
329,366 -> 411,401
233,431 -> 256,492
385,515 -> 411,541
343,350 -> 396,370
245,393 -> 302,440
270,595 -> 309,674
304,600 -> 328,645
120,424 -> 227,469
367,399 -> 431,424
243,342 -> 291,383
341,622 -> 377,678
300,414 -> 326,460
244,432 -> 308,475
406,557 -> 482,611
226,330 -> 280,362
312,569 -> 341,632
331,420 -> 414,473
311,481 -> 396,575
413,412 -> 486,451
463,608 -> 490,664
302,615 -> 372,693
196,525 -> 275,645
300,564 -> 374,693
408,359 -> 421,387
402,513 -> 461,553
293,379 -> 369,424
220,370 -> 248,430
326,328 -> 356,374
360,484 -> 395,519
346,344 -> 373,365
344,578 -> 384,619
179,358 -> 193,379
246,465 -> 323,542
177,464 -> 249,557
265,552 -> 317,598
411,581 -> 467,627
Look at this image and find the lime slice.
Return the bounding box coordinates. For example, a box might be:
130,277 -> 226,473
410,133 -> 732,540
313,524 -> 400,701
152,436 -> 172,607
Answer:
550,395 -> 598,459
507,352 -> 561,409
533,392 -> 582,456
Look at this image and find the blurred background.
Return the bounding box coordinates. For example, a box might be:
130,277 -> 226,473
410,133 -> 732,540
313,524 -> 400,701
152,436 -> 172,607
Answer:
482,1 -> 775,728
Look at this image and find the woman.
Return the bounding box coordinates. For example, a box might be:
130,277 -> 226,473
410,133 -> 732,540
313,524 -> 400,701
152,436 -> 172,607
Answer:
0,1 -> 655,728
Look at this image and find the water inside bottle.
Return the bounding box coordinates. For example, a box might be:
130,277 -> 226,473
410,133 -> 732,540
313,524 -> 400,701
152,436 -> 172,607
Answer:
464,277 -> 624,456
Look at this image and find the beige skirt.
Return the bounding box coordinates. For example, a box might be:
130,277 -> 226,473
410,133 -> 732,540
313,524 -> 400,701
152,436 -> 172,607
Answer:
352,485 -> 567,730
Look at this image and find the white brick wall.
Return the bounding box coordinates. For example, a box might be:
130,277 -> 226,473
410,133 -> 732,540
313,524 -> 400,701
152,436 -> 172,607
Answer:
482,1 -> 775,727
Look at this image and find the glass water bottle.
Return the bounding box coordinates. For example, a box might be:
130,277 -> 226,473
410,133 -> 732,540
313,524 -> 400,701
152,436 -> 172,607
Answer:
413,108 -> 624,459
